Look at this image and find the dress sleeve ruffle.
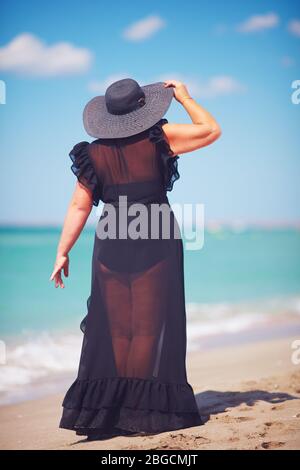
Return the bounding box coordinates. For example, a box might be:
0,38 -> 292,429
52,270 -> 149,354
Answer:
148,118 -> 180,192
69,141 -> 101,206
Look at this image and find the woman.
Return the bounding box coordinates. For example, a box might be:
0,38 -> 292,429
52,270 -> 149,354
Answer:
50,78 -> 221,440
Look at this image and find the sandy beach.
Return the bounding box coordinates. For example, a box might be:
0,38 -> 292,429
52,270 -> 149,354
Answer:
0,334 -> 299,450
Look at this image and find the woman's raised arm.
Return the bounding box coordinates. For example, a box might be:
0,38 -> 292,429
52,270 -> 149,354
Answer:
162,79 -> 222,155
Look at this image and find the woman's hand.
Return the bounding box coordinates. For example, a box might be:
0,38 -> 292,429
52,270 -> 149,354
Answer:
49,253 -> 69,288
163,80 -> 192,104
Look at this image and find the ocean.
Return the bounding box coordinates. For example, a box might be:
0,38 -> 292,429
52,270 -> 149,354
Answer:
1,225 -> 300,404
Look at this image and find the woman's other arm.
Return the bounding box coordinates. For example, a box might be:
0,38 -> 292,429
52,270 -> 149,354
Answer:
49,182 -> 93,288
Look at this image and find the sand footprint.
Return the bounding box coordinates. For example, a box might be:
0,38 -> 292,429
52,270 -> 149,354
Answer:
270,404 -> 285,411
264,421 -> 284,429
235,416 -> 255,422
261,441 -> 285,449
216,414 -> 255,424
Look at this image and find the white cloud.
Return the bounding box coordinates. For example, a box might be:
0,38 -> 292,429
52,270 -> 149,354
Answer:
236,12 -> 279,33
123,15 -> 166,41
158,73 -> 246,99
88,73 -> 130,93
0,33 -> 93,77
190,76 -> 246,99
288,20 -> 300,37
200,76 -> 246,98
88,73 -> 246,100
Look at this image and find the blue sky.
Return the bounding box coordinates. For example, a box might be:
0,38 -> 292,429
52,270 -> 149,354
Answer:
0,0 -> 300,225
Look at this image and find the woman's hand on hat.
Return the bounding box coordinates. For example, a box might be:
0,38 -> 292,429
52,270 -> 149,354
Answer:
163,80 -> 192,104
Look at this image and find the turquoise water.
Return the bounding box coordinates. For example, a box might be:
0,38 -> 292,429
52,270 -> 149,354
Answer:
1,225 -> 300,336
185,227 -> 300,303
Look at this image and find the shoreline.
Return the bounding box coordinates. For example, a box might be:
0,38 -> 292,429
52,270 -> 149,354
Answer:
1,313 -> 300,407
0,334 -> 299,450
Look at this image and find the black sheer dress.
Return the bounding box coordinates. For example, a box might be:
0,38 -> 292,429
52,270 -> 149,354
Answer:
59,118 -> 202,436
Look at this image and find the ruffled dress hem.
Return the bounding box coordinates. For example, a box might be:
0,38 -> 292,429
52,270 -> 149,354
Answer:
59,376 -> 202,435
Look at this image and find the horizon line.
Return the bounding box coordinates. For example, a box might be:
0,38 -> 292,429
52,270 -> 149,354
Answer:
0,219 -> 300,230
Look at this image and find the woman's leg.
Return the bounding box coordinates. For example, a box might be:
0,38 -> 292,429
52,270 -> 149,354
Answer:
126,258 -> 169,378
98,261 -> 132,376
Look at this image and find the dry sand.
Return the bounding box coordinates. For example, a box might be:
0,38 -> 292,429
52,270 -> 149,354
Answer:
1,335 -> 300,450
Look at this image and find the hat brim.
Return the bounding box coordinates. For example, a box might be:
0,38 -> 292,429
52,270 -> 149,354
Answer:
83,81 -> 174,139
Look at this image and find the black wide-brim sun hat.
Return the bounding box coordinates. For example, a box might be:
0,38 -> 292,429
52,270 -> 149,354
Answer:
83,78 -> 174,139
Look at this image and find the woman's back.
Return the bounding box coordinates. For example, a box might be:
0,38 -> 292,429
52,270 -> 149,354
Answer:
69,118 -> 180,208
90,127 -> 162,188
